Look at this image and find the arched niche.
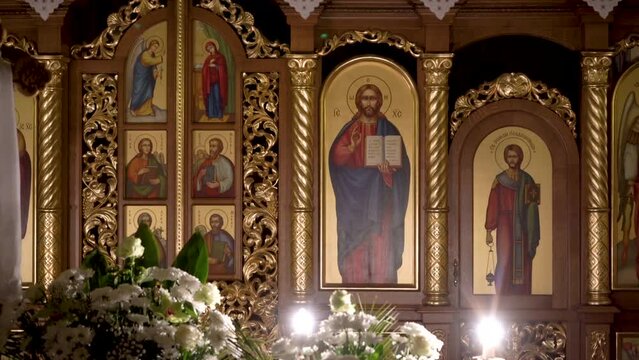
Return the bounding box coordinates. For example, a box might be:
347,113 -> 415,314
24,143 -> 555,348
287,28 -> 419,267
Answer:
450,97 -> 579,310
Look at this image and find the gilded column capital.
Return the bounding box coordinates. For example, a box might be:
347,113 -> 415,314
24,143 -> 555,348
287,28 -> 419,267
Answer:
581,52 -> 613,86
39,56 -> 68,88
286,54 -> 319,87
421,53 -> 453,87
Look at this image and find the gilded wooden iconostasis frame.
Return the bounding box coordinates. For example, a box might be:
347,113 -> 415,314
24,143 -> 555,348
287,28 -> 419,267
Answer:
4,33 -> 66,292
285,29 -> 455,310
50,1 -> 624,357
449,73 -> 579,359
68,0 -> 289,337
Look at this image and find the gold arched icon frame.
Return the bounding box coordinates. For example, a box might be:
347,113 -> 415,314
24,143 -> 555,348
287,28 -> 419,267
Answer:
320,55 -> 419,290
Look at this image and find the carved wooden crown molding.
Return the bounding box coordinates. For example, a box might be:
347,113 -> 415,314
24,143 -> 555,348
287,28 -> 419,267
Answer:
316,29 -> 423,58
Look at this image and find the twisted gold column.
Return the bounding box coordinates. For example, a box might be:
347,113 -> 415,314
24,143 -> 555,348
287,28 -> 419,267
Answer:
422,54 -> 453,306
581,52 -> 613,305
37,57 -> 67,290
286,55 -> 318,302
175,0 -> 186,251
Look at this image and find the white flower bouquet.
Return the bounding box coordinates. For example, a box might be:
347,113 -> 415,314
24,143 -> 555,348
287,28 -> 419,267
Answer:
271,290 -> 443,360
1,231 -> 238,360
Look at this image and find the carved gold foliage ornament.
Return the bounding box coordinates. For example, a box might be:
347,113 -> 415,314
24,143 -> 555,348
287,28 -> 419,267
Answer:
81,74 -> 119,263
70,0 -> 164,60
316,30 -> 424,58
198,0 -> 290,59
431,329 -> 447,360
614,33 -> 639,56
422,54 -> 453,306
287,55 -> 317,300
37,57 -> 67,289
450,73 -> 577,139
460,321 -> 567,360
588,330 -> 607,360
219,72 -> 279,338
506,322 -> 567,359
4,34 -> 38,56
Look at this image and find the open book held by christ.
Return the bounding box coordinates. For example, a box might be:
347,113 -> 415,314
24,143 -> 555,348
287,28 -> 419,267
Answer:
364,135 -> 402,167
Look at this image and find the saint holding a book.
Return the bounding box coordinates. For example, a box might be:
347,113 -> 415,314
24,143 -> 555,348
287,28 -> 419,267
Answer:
329,83 -> 410,285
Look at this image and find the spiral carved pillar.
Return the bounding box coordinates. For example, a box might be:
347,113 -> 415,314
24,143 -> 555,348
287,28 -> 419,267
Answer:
422,54 -> 453,306
581,52 -> 613,305
37,57 -> 67,290
287,55 -> 318,302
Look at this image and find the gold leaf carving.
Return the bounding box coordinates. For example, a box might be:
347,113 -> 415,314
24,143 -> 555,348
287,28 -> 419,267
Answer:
614,33 -> 639,56
198,0 -> 290,59
81,74 -> 119,263
71,0 -> 164,60
450,73 -> 576,139
589,330 -> 607,360
507,322 -> 567,359
461,321 -> 567,360
3,33 -> 38,55
316,29 -> 424,58
218,72 -> 279,338
432,329 -> 448,360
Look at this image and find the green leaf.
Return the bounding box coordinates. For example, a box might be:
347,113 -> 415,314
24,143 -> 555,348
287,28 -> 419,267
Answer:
135,222 -> 162,268
172,231 -> 209,283
81,248 -> 114,289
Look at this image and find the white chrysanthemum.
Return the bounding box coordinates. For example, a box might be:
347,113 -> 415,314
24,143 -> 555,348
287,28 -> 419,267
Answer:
176,271 -> 201,289
170,284 -> 194,303
129,295 -> 151,309
89,286 -> 116,311
350,312 -> 379,331
321,353 -> 360,360
146,267 -> 181,282
44,324 -> 94,360
194,282 -> 222,307
175,324 -> 204,351
329,290 -> 356,314
320,311 -> 378,333
118,236 -> 144,259
127,313 -> 149,324
207,326 -> 231,352
208,310 -> 235,331
111,283 -> 144,305
50,268 -> 94,299
398,322 -> 443,359
137,320 -> 177,351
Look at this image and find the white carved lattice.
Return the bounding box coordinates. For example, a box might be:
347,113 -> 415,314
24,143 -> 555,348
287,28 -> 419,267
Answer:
284,0 -> 323,19
583,0 -> 622,19
23,0 -> 64,21
420,0 -> 459,20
